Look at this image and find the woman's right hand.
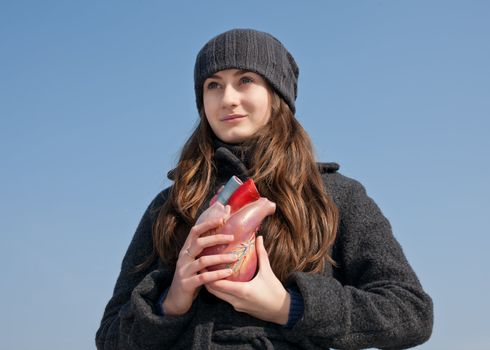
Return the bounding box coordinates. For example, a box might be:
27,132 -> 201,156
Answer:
162,218 -> 238,316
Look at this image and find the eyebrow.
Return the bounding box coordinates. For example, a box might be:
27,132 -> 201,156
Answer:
206,69 -> 252,80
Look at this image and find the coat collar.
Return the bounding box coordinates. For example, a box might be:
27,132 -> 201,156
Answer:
167,150 -> 339,181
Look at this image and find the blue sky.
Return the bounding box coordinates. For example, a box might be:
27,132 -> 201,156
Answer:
1,1 -> 489,349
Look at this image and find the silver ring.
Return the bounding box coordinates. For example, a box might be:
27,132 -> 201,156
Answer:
184,248 -> 193,258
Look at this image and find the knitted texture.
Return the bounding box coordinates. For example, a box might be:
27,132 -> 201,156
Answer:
96,149 -> 433,349
285,287 -> 305,329
194,28 -> 299,113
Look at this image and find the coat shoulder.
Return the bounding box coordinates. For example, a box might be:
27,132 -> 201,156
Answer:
317,161 -> 361,191
145,186 -> 172,219
317,161 -> 340,174
317,162 -> 367,210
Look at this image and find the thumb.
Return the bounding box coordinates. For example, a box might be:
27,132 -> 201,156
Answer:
256,235 -> 271,271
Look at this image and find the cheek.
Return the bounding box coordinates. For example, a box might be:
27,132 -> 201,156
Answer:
203,94 -> 218,116
253,89 -> 271,119
256,95 -> 272,125
203,100 -> 211,119
245,93 -> 270,119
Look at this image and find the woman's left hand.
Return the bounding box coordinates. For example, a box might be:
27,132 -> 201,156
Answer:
205,235 -> 291,325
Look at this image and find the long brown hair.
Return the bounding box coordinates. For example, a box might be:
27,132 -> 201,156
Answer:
141,92 -> 339,282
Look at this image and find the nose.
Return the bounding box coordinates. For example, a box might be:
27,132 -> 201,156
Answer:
221,84 -> 240,108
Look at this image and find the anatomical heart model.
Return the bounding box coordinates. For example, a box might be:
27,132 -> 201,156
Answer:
196,176 -> 276,281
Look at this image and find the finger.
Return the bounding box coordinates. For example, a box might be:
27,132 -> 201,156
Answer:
181,219 -> 225,257
188,253 -> 238,275
196,233 -> 234,250
179,244 -> 198,260
205,278 -> 244,296
185,233 -> 235,260
183,247 -> 194,259
256,236 -> 271,272
189,218 -> 224,239
185,268 -> 233,289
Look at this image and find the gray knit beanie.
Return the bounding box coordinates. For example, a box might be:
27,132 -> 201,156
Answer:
194,28 -> 299,113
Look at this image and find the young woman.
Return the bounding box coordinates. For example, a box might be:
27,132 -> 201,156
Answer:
96,28 -> 433,349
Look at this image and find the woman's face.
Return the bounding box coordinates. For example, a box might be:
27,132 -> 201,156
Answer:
203,69 -> 272,144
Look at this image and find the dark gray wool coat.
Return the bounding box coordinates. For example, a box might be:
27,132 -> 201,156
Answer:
96,146 -> 433,350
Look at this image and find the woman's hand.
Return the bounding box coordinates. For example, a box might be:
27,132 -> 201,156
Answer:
205,236 -> 291,325
162,218 -> 239,316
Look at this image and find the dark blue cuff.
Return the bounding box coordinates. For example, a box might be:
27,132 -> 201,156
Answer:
285,286 -> 304,328
155,287 -> 169,316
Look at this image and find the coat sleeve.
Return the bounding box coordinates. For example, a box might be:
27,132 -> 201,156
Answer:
95,189 -> 197,350
283,176 -> 433,349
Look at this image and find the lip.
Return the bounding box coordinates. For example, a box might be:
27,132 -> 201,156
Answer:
221,114 -> 246,121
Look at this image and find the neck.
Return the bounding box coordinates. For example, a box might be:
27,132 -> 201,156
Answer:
212,136 -> 243,153
212,136 -> 250,166
212,135 -> 250,182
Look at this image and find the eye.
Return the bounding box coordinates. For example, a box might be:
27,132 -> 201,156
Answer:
240,76 -> 254,84
206,81 -> 220,90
